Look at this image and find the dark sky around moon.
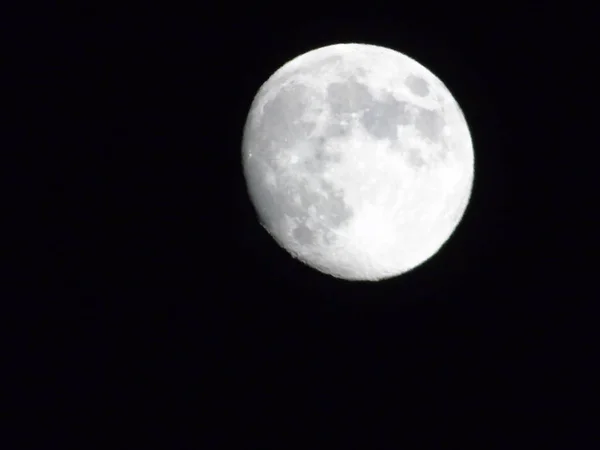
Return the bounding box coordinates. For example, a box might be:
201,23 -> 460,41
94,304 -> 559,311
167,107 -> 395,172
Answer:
10,4 -> 594,440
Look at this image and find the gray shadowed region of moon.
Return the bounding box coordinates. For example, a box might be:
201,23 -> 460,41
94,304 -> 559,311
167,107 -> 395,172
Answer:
244,81 -> 355,251
242,43 -> 474,281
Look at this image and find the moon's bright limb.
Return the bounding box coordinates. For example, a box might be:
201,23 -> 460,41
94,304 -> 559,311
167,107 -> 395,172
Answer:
242,43 -> 475,281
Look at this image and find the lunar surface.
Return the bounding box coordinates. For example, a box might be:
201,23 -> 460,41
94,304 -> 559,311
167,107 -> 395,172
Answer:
242,43 -> 474,281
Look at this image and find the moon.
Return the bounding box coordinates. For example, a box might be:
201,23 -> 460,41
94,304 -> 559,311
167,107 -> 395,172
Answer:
242,43 -> 474,281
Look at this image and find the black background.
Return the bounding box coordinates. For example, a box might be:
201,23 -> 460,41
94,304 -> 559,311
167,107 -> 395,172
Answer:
6,2 -> 596,447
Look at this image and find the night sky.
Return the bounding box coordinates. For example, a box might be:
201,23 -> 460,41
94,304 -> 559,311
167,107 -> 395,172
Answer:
7,3 -> 595,447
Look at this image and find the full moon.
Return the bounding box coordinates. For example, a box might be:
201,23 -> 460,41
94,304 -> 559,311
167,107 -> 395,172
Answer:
242,43 -> 474,281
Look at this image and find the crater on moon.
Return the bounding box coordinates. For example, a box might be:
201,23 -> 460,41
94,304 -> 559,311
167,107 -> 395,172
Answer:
404,74 -> 430,97
292,223 -> 315,246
